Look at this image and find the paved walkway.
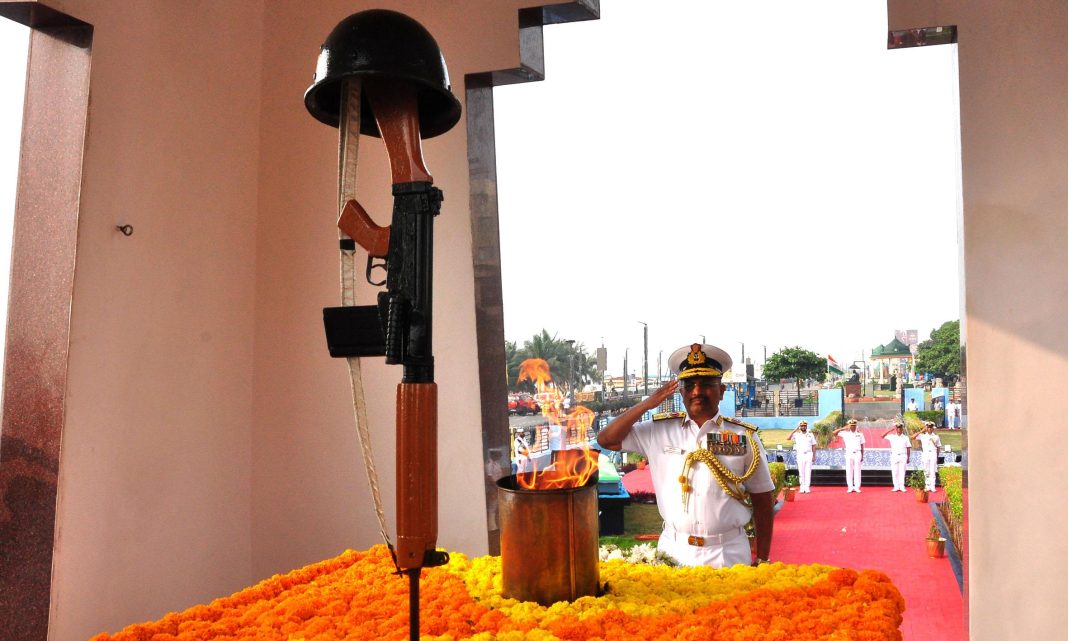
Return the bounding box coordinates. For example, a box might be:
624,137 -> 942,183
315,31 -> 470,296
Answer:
622,469 -> 965,641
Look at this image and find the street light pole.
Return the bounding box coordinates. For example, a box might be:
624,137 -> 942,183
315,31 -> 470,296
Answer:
761,345 -> 767,392
564,339 -> 575,405
638,321 -> 648,397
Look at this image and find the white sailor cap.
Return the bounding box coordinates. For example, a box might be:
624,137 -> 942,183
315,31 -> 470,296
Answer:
668,343 -> 733,380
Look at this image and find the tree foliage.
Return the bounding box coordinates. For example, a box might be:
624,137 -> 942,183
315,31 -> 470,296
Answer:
914,320 -> 960,383
506,330 -> 598,394
505,340 -> 528,392
761,346 -> 828,394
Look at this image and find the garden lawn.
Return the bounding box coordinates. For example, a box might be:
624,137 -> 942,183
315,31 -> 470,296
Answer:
757,429 -> 794,449
934,429 -> 964,451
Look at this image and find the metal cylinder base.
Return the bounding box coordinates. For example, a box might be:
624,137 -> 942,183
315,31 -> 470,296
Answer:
497,474 -> 599,605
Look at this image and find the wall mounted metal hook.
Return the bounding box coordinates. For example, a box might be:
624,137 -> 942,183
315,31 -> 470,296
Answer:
116,224 -> 133,236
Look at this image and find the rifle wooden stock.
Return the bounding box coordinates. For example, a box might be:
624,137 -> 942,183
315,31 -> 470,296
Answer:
366,79 -> 432,184
395,382 -> 437,570
338,198 -> 390,257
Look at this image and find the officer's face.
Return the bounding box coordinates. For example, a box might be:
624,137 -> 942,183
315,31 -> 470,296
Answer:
680,376 -> 725,418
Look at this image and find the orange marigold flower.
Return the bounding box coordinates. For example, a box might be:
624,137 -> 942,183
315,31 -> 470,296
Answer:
89,545 -> 904,641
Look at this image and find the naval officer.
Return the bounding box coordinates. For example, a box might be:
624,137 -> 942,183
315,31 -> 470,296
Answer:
882,421 -> 912,491
833,419 -> 866,492
788,420 -> 817,493
596,343 -> 775,567
914,421 -> 942,491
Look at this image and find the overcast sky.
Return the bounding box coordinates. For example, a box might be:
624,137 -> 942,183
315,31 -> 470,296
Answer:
0,5 -> 960,382
493,1 -> 962,380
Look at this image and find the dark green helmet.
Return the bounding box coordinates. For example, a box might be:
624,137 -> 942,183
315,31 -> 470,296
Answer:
304,9 -> 461,138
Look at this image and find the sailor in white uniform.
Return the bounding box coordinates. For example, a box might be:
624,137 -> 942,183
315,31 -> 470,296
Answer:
914,421 -> 942,491
882,421 -> 912,491
596,343 -> 775,568
788,420 -> 817,493
833,419 -> 866,492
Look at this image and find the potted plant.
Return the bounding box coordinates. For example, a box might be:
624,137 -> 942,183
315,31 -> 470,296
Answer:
907,470 -> 928,503
783,475 -> 800,502
926,519 -> 946,558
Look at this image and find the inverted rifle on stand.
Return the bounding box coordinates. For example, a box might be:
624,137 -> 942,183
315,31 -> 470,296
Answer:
304,10 -> 461,641
327,79 -> 447,571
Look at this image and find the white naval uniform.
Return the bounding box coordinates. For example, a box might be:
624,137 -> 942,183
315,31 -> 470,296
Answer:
916,432 -> 942,490
791,431 -> 817,492
885,432 -> 911,491
840,429 -> 866,491
513,435 -> 532,474
547,424 -> 564,463
620,412 -> 774,568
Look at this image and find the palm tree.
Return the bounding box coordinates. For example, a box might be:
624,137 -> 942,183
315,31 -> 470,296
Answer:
572,348 -> 599,389
505,329 -> 599,397
522,330 -> 570,387
505,340 -> 533,392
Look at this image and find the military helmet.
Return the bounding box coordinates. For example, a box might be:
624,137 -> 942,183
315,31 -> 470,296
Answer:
305,9 -> 462,138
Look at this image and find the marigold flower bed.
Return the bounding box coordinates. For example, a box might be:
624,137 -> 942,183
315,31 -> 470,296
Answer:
91,545 -> 904,641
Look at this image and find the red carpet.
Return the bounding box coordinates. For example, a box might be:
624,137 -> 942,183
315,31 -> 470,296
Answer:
773,486 -> 965,641
621,468 -> 965,641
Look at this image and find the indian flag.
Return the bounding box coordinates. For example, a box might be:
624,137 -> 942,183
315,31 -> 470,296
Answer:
827,355 -> 844,375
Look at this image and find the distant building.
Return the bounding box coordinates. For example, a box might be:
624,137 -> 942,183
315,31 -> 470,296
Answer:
871,337 -> 915,386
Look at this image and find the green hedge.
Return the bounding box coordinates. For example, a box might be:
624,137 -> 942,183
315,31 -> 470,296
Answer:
768,462 -> 786,502
811,411 -> 846,448
582,397 -> 640,413
903,411 -> 924,435
916,409 -> 945,424
937,466 -> 964,556
940,467 -> 963,522
904,410 -> 945,433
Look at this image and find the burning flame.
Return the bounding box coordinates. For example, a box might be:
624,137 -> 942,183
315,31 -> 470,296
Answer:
517,448 -> 598,491
515,358 -> 599,490
517,358 -> 553,389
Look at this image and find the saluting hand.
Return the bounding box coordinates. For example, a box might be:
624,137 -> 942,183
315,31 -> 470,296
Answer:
646,380 -> 679,409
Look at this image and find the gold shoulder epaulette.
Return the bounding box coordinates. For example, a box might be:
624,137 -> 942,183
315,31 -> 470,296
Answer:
653,411 -> 687,421
723,416 -> 758,432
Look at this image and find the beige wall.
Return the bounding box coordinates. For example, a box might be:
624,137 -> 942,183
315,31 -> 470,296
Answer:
49,2 -> 264,639
888,1 -> 1068,639
44,1 -> 530,639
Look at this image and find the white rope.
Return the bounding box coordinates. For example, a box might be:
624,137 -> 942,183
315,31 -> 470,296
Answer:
338,78 -> 392,546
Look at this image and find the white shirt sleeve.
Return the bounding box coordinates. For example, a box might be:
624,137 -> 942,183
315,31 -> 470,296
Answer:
618,420 -> 654,457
